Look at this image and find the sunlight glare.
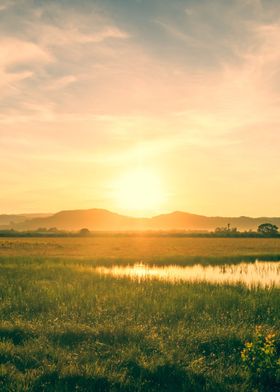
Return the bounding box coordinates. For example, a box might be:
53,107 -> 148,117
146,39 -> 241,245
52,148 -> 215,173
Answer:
114,168 -> 166,215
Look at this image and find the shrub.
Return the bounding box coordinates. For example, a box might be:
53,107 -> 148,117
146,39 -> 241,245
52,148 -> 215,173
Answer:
241,326 -> 280,391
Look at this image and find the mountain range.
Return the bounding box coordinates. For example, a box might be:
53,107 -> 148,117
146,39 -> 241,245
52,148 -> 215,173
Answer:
1,209 -> 280,232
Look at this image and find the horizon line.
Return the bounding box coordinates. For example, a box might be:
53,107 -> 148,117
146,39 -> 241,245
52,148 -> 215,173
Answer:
1,207 -> 280,220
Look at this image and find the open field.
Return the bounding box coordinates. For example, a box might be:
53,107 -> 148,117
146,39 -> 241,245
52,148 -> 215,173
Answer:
0,238 -> 279,391
2,237 -> 280,263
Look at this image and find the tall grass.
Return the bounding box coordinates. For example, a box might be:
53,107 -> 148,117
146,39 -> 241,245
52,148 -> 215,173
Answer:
0,256 -> 279,391
2,237 -> 280,262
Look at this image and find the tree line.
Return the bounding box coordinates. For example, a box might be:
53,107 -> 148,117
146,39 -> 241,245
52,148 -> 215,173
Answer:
0,223 -> 279,237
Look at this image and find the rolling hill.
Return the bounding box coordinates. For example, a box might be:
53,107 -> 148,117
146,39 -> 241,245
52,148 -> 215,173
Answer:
7,209 -> 280,232
0,213 -> 52,230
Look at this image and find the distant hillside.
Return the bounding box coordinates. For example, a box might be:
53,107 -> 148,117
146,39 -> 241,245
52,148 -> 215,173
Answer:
0,215 -> 26,229
9,209 -> 280,231
15,209 -> 146,231
150,212 -> 280,231
0,213 -> 52,229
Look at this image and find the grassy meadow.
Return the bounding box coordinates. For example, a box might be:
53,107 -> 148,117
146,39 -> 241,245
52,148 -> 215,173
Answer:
2,236 -> 280,262
0,237 -> 279,391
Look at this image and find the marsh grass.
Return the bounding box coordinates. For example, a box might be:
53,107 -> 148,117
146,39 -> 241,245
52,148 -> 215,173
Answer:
0,256 -> 279,391
2,237 -> 280,262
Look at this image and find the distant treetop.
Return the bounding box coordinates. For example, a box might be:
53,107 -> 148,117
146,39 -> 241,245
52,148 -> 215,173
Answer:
257,223 -> 279,236
79,228 -> 91,236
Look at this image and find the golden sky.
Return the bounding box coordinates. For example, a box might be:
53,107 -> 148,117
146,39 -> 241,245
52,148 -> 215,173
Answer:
1,0 -> 280,217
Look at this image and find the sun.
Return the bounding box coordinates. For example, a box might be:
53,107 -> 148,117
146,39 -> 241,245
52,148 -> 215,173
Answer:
114,168 -> 166,215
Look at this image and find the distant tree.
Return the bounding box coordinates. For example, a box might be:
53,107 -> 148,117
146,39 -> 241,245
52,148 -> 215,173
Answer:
257,223 -> 279,236
48,227 -> 58,233
214,223 -> 238,236
79,228 -> 91,236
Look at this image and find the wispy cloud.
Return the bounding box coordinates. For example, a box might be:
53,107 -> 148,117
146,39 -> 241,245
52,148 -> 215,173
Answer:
0,37 -> 52,91
0,0 -> 14,12
155,19 -> 200,47
45,75 -> 78,91
0,37 -> 52,65
1,0 -> 280,215
31,24 -> 129,47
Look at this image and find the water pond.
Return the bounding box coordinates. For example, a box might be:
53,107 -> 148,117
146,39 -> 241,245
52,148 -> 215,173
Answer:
95,261 -> 280,289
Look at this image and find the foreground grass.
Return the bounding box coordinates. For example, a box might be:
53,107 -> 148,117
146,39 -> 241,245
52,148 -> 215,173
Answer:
0,257 -> 279,391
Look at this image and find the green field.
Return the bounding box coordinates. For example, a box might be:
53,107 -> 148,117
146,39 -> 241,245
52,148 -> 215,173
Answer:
0,238 -> 279,391
2,236 -> 280,262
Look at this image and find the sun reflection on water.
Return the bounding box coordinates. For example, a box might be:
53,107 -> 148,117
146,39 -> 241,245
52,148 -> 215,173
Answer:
95,261 -> 280,289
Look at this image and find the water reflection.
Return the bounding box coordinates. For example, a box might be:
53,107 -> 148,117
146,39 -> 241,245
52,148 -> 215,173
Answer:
96,261 -> 280,288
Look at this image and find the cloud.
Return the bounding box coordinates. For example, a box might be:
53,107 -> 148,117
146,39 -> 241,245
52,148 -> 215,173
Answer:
20,2 -> 129,49
0,0 -> 14,12
45,75 -> 78,90
0,37 -> 52,66
0,1 -> 130,117
0,69 -> 33,88
31,24 -> 129,47
1,0 -> 280,215
0,37 -> 52,90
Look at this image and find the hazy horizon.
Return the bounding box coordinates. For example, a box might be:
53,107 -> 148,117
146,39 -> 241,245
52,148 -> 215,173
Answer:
2,206 -> 280,220
1,0 -> 280,217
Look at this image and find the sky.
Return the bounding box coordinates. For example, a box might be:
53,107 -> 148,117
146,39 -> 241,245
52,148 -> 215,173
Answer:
1,0 -> 280,217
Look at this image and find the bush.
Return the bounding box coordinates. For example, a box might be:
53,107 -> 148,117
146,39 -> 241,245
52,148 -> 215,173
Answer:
241,327 -> 280,391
